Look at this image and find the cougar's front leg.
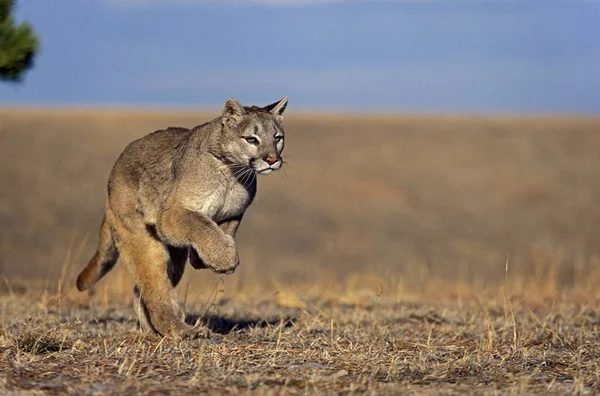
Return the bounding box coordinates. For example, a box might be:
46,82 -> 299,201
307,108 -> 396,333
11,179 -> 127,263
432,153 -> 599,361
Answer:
218,217 -> 242,237
113,223 -> 207,339
189,217 -> 242,271
158,206 -> 239,274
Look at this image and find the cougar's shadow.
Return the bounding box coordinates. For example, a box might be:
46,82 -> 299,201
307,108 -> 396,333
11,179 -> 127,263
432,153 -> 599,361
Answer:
185,312 -> 296,334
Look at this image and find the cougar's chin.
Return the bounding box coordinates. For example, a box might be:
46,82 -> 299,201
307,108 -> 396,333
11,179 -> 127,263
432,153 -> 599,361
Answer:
254,159 -> 282,175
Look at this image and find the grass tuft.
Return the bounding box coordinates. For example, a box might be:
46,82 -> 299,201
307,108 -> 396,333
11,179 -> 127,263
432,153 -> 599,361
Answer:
15,333 -> 66,355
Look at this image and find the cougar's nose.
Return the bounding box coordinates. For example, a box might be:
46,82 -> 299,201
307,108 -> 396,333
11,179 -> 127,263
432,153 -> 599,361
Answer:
263,153 -> 279,166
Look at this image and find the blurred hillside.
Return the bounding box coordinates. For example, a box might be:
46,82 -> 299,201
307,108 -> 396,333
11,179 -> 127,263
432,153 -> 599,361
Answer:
1,109 -> 600,294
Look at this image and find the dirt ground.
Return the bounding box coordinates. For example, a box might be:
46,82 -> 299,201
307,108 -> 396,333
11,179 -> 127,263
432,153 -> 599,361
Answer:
1,109 -> 600,393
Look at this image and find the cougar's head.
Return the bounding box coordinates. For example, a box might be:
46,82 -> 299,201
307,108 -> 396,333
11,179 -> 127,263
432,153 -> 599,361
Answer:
219,97 -> 288,175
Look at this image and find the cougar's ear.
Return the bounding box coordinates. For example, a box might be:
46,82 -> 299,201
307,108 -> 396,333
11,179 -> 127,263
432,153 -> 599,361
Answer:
222,98 -> 246,127
264,96 -> 288,117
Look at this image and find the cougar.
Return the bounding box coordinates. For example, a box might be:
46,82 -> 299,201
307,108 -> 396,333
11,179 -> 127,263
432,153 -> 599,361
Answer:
76,97 -> 288,339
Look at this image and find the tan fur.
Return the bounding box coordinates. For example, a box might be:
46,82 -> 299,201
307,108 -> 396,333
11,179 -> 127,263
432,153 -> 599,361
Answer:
76,97 -> 288,339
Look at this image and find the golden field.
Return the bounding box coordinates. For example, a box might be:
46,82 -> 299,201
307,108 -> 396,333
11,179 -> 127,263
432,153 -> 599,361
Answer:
1,109 -> 600,394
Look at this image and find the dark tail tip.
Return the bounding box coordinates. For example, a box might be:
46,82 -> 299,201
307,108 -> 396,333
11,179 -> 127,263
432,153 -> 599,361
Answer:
75,255 -> 98,291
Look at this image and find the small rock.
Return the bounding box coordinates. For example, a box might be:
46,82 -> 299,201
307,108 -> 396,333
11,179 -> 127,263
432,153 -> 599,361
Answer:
330,369 -> 348,378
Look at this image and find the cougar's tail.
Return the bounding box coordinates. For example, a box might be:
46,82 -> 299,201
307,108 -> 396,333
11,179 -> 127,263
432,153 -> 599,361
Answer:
76,215 -> 119,291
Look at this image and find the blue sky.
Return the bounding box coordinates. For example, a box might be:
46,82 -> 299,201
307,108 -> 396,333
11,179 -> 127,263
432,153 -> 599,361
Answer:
0,0 -> 598,114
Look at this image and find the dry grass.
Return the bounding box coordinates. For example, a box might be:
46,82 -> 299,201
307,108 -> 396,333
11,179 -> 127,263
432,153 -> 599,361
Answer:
1,282 -> 599,394
1,108 -> 600,393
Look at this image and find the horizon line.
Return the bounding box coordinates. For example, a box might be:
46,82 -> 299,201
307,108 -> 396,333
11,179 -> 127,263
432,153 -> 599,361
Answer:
1,103 -> 598,120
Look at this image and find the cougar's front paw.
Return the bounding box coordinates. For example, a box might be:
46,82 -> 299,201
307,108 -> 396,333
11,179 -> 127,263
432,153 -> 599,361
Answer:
170,323 -> 212,340
201,235 -> 239,274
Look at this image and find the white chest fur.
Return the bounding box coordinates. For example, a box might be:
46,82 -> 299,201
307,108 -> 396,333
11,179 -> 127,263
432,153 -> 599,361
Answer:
215,182 -> 251,222
184,181 -> 250,223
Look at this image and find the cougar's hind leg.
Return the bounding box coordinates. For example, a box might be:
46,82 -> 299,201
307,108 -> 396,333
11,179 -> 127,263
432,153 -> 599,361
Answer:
76,214 -> 119,291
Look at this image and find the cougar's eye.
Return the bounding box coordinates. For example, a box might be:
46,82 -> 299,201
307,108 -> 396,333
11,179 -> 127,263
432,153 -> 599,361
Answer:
274,135 -> 283,143
243,137 -> 259,145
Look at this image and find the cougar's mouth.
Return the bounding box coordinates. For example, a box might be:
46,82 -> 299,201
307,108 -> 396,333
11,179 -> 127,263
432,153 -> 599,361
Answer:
253,158 -> 283,175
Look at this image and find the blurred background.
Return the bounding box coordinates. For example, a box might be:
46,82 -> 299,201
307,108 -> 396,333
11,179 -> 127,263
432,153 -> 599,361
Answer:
1,0 -> 599,298
2,1 -> 599,113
